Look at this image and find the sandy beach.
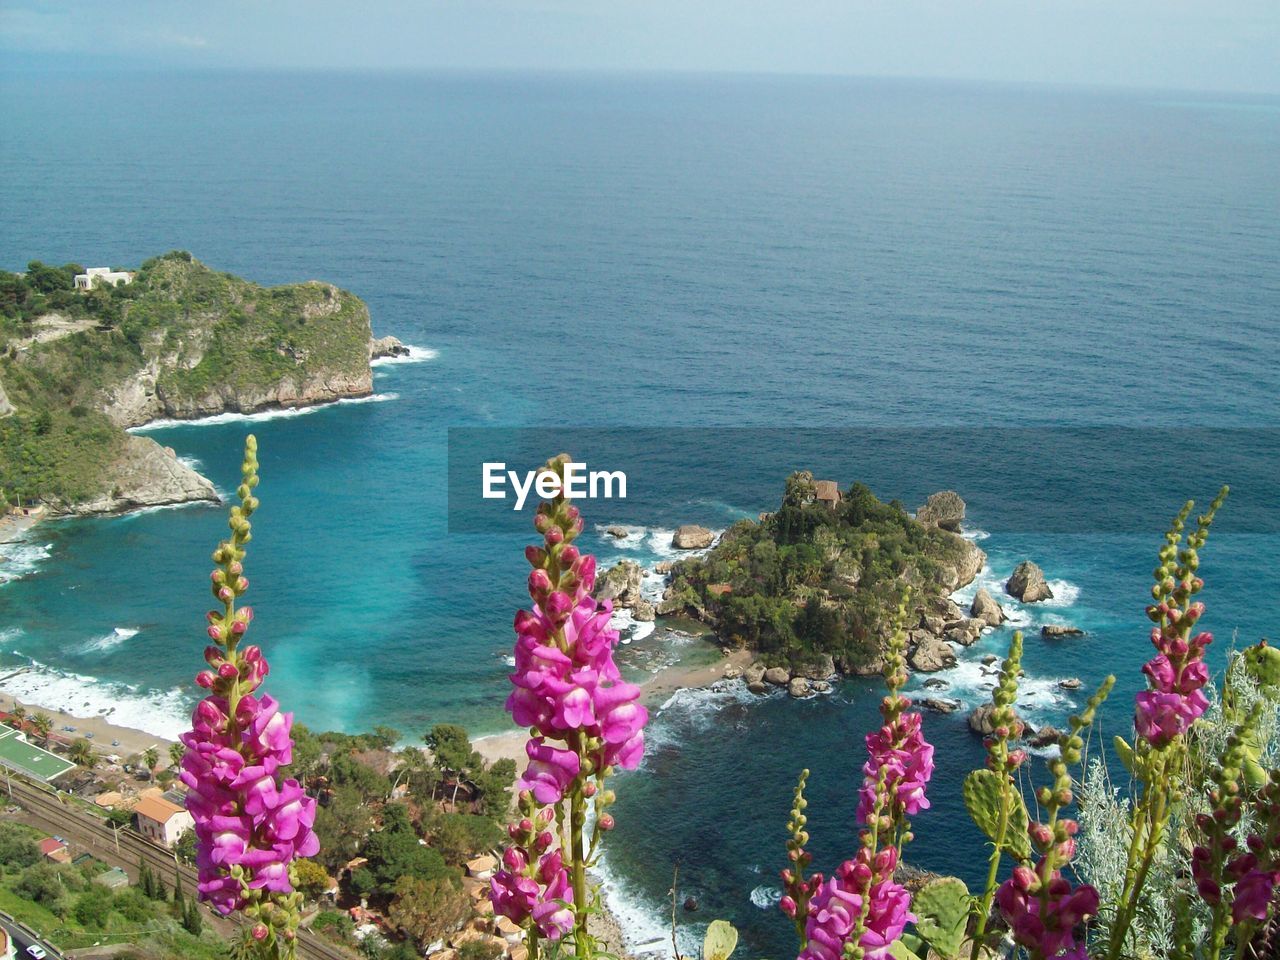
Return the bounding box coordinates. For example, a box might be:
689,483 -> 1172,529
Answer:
0,507 -> 45,548
0,687 -> 173,760
475,642 -> 752,771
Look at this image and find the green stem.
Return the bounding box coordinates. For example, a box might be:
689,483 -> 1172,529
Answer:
571,777 -> 589,958
970,782 -> 1012,960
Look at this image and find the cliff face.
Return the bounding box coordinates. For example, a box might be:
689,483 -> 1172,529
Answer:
0,253 -> 380,514
65,435 -> 220,515
94,263 -> 374,427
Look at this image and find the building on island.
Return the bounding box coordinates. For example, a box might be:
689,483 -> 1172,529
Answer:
133,793 -> 194,847
814,480 -> 842,509
74,267 -> 134,290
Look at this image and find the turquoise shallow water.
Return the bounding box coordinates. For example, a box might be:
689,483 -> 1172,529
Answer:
2,69 -> 1279,958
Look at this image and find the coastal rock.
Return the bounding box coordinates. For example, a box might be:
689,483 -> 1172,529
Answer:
596,561 -> 644,607
981,654 -> 1000,666
936,535 -> 986,592
744,663 -> 766,685
795,653 -> 836,680
63,436 -> 220,515
845,655 -> 885,677
812,680 -> 833,694
747,680 -> 768,695
909,636 -> 957,673
967,704 -> 999,736
970,588 -> 1007,627
1058,677 -> 1082,690
1041,624 -> 1084,638
632,599 -> 656,622
671,525 -> 715,550
654,561 -> 674,574
916,491 -> 966,532
1029,726 -> 1062,749
922,678 -> 949,690
763,667 -> 791,686
920,614 -> 947,636
919,697 -> 961,714
1006,562 -> 1054,603
604,525 -> 630,539
369,334 -> 410,359
0,378 -> 12,418
724,664 -> 743,680
787,677 -> 812,698
945,618 -> 985,646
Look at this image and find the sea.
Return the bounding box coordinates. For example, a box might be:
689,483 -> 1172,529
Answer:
2,68 -> 1278,959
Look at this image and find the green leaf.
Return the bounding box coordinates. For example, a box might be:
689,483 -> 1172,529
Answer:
703,920 -> 739,960
1113,736 -> 1135,775
963,769 -> 1031,861
1242,643 -> 1280,690
912,878 -> 971,959
889,940 -> 924,960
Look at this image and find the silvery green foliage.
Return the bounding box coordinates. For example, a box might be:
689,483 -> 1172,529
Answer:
1076,646 -> 1280,960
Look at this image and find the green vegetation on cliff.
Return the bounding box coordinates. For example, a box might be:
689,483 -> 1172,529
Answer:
666,472 -> 978,670
0,252 -> 372,507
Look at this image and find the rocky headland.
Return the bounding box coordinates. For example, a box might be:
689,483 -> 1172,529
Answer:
0,252 -> 404,517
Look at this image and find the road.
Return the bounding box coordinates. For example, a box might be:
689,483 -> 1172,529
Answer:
1,911 -> 65,960
5,779 -> 355,960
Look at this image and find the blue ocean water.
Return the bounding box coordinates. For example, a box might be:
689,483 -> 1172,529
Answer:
2,69 -> 1279,958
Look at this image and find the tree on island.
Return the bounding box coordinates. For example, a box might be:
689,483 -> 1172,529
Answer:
169,741 -> 185,770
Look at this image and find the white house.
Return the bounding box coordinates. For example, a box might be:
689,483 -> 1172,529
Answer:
74,267 -> 134,291
133,794 -> 194,847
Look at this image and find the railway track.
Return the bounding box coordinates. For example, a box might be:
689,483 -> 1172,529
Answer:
7,779 -> 356,960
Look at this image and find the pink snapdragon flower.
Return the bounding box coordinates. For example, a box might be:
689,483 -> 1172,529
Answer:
1135,599 -> 1212,747
181,647 -> 319,913
996,834 -> 1099,960
857,708 -> 934,824
799,850 -> 913,960
504,497 -> 647,802
490,794 -> 576,939
180,438 -> 318,924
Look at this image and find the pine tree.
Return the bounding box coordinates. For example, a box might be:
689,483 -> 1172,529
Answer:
182,897 -> 203,935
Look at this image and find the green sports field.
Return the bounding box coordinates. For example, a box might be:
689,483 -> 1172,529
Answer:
0,728 -> 75,782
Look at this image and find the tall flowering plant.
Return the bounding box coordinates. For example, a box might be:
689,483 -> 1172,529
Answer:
490,454 -> 648,960
178,436 -> 319,960
1104,488 -> 1227,959
780,592 -> 932,960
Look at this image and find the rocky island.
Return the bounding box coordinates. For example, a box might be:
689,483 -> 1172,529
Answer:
0,252 -> 403,515
642,473 -> 989,691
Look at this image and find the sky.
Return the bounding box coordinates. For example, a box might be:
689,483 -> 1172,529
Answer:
2,0 -> 1278,95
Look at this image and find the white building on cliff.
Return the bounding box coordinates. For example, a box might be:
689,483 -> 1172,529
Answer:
74,267 -> 134,290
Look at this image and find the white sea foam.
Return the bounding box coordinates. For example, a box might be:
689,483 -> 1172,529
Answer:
0,656 -> 190,740
128,393 -> 399,431
905,653 -> 1077,729
593,847 -> 691,956
609,607 -> 658,645
0,536 -> 53,585
644,527 -> 724,563
962,527 -> 991,541
751,884 -> 783,909
80,627 -> 140,654
370,344 -> 438,367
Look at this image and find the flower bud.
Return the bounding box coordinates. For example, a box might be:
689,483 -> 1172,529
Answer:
598,814 -> 615,831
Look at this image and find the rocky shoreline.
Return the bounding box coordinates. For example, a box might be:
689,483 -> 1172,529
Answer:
593,493 -> 1069,713
38,334 -> 410,519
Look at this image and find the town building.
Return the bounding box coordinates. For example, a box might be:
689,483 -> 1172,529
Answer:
132,793 -> 194,847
